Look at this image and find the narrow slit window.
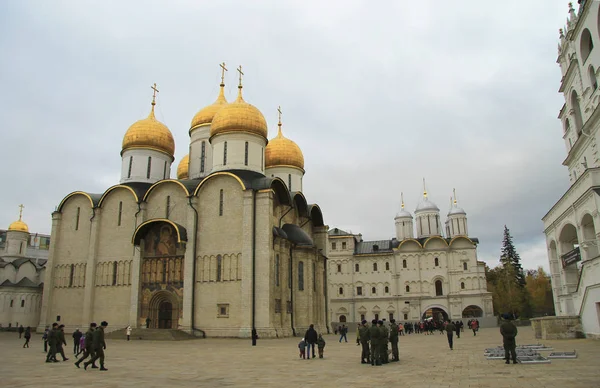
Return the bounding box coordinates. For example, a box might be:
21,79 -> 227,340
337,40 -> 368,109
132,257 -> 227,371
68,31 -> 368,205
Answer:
69,264 -> 75,287
21,300 -> 25,307
223,141 -> 228,165
75,207 -> 80,231
118,201 -> 122,226
166,196 -> 171,219
146,156 -> 152,179
275,254 -> 280,286
201,141 -> 206,173
244,141 -> 249,166
288,174 -> 292,191
312,262 -> 316,291
261,147 -> 263,171
217,255 -> 222,282
298,261 -> 304,291
112,262 -> 118,286
163,160 -> 167,179
219,189 -> 224,216
127,156 -> 133,178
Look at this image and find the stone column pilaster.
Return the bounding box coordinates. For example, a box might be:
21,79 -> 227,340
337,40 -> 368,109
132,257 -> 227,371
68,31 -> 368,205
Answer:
238,190 -> 255,338
180,197 -> 197,333
82,209 -> 101,325
37,212 -> 61,332
128,203 -> 146,328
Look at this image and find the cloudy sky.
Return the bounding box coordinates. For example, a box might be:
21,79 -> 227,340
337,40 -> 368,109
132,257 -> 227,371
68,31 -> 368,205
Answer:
0,0 -> 572,270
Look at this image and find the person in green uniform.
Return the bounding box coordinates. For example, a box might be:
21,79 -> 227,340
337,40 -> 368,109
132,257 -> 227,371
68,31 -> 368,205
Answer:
56,324 -> 69,361
380,320 -> 389,364
368,319 -> 381,366
444,320 -> 456,350
358,320 -> 370,364
85,321 -> 108,371
317,334 -> 326,358
500,314 -> 518,364
75,323 -> 97,369
45,323 -> 59,363
389,319 -> 399,362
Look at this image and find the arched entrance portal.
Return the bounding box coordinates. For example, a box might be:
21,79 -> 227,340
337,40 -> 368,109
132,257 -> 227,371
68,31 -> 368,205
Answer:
462,305 -> 483,318
148,290 -> 180,329
159,301 -> 173,329
422,307 -> 448,321
339,315 -> 347,323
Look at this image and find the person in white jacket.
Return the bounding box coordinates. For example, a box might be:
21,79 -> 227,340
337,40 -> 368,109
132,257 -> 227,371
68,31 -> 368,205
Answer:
126,326 -> 132,341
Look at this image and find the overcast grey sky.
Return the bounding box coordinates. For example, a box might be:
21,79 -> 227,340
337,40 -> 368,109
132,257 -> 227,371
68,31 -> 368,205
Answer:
0,0 -> 571,270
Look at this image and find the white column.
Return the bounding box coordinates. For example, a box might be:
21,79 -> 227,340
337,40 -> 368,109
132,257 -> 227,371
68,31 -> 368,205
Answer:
180,197 -> 197,333
37,212 -> 61,332
82,210 -> 101,325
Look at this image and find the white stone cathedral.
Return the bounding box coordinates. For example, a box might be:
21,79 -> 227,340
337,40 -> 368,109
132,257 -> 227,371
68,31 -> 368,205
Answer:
39,66 -> 328,338
327,189 -> 494,328
542,0 -> 600,339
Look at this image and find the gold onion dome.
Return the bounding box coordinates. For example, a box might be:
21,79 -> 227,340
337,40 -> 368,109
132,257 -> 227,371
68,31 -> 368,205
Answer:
190,84 -> 228,131
210,78 -> 268,139
177,154 -> 189,180
9,205 -> 28,233
122,85 -> 175,157
265,122 -> 304,170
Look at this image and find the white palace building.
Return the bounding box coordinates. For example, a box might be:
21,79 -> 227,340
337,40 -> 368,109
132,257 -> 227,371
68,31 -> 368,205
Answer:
541,0 -> 600,339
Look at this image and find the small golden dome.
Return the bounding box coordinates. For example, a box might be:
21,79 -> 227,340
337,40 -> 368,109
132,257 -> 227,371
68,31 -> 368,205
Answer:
265,124 -> 304,170
122,102 -> 175,157
177,154 -> 189,180
210,88 -> 268,139
190,84 -> 228,131
8,205 -> 28,233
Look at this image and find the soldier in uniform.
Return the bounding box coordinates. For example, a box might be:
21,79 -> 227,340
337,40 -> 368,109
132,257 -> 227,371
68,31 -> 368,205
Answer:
389,319 -> 399,362
56,324 -> 69,361
368,319 -> 381,366
85,321 -> 108,371
75,323 -> 97,369
380,320 -> 389,364
358,320 -> 370,364
500,314 -> 518,364
45,323 -> 59,363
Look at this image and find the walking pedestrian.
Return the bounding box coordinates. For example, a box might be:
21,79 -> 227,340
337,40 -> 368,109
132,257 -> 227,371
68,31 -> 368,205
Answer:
126,325 -> 132,341
471,319 -> 479,336
445,320 -> 456,350
455,321 -> 461,339
42,326 -> 49,353
75,323 -> 97,369
72,328 -> 83,355
304,324 -> 318,359
85,321 -> 108,371
23,327 -> 31,348
57,324 -> 69,361
317,334 -> 326,358
500,314 -> 518,364
338,324 -> 347,343
45,323 -> 59,363
18,325 -> 24,339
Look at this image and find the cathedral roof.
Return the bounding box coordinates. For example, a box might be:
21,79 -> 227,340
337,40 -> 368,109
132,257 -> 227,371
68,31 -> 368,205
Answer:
190,83 -> 228,131
177,154 -> 189,180
328,227 -> 351,236
210,82 -> 268,139
8,205 -> 28,233
265,123 -> 304,170
355,240 -> 394,255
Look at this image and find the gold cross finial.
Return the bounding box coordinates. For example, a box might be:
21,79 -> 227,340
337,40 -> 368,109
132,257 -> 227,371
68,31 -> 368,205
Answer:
401,192 -> 405,209
151,83 -> 159,105
18,204 -> 24,221
277,106 -> 282,126
219,62 -> 228,86
453,188 -> 457,205
423,178 -> 427,197
237,65 -> 244,88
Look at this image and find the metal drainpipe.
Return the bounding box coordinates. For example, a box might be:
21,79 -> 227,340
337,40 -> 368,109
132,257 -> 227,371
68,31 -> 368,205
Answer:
188,196 -> 205,338
252,190 -> 257,346
289,243 -> 296,336
323,254 -> 329,334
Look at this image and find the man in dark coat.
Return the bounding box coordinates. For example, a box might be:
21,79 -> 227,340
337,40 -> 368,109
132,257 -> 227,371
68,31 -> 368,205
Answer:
45,323 -> 59,363
72,328 -> 83,355
369,319 -> 381,366
358,320 -> 370,364
389,319 -> 399,362
304,324 -> 318,360
18,325 -> 24,338
75,323 -> 97,369
500,314 -> 518,364
445,320 -> 456,350
85,321 -> 108,371
56,324 -> 69,361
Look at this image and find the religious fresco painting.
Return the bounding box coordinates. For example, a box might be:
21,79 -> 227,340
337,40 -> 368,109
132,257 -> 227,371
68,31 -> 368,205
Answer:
139,222 -> 185,329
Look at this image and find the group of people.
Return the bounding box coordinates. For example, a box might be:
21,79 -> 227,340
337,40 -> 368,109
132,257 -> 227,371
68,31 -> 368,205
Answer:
298,324 -> 326,359
42,321 -> 109,371
357,319 -> 400,366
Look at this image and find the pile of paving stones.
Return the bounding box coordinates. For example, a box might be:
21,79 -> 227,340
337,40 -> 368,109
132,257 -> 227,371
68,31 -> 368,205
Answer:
484,344 -> 577,364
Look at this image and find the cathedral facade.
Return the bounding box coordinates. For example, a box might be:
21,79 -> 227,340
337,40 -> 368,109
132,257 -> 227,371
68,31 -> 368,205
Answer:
327,191 -> 494,329
38,67 -> 328,338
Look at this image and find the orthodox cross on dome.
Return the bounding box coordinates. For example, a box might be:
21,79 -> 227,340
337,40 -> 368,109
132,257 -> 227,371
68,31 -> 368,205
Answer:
401,192 -> 405,209
18,204 -> 24,220
150,83 -> 159,114
219,62 -> 228,85
237,65 -> 244,88
277,105 -> 283,126
422,178 -> 428,198
453,188 -> 457,205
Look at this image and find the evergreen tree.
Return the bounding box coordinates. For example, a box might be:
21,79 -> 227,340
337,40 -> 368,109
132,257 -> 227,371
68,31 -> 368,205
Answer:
500,225 -> 526,287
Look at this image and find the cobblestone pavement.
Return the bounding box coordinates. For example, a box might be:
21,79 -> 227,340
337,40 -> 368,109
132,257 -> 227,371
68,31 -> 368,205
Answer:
0,327 -> 598,388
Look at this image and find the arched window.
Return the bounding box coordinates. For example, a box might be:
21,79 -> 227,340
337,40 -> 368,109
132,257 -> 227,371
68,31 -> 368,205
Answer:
403,313 -> 408,320
337,264 -> 342,273
405,285 -> 410,292
402,259 -> 407,269
146,156 -> 152,179
571,90 -> 584,136
360,314 -> 365,321
581,28 -> 594,62
219,189 -> 224,216
118,201 -> 123,226
200,141 -> 206,172
298,261 -> 304,290
70,264 -> 75,287
223,141 -> 228,165
590,66 -> 598,90
435,280 -> 443,296
112,262 -> 118,286
216,255 -> 222,282
127,156 -> 133,178
75,207 -> 80,231
384,286 -> 389,293
434,257 -> 439,266
373,263 -> 378,271
371,286 -> 376,294
461,282 -> 465,289
389,313 -> 394,321
463,262 -> 467,270
385,262 -> 390,271
275,254 -> 280,286
374,313 -> 379,321
244,141 -> 249,166
355,263 -> 359,272
288,174 -> 292,191
339,286 -> 343,295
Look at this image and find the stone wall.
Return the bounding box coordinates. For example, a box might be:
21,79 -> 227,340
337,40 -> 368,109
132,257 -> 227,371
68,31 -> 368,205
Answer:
530,316 -> 585,339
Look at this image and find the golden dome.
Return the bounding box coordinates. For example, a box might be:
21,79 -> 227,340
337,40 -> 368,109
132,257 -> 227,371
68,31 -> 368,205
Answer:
210,87 -> 268,139
122,101 -> 175,157
265,123 -> 304,170
190,84 -> 228,132
8,205 -> 28,233
177,154 -> 189,180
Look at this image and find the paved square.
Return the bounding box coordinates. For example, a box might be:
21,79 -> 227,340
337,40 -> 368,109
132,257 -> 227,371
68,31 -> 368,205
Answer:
0,327 -> 598,388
